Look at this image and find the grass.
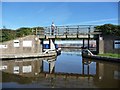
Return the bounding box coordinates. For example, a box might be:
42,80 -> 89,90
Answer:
98,53 -> 120,58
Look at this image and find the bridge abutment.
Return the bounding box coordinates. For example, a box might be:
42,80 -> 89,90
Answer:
96,35 -> 104,54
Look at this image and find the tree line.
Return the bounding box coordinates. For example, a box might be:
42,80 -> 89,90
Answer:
0,27 -> 44,42
94,24 -> 120,36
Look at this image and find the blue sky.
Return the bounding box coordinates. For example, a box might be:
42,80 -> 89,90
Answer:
1,2 -> 118,29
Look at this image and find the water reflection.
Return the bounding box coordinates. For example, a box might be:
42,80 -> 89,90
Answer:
61,48 -> 82,55
1,50 -> 120,88
43,57 -> 56,74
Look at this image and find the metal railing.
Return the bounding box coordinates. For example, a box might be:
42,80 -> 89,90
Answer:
38,25 -> 96,36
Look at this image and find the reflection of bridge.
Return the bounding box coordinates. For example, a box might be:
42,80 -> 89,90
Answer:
60,46 -> 96,52
1,57 -> 100,88
61,51 -> 82,55
42,58 -> 96,77
1,57 -> 96,77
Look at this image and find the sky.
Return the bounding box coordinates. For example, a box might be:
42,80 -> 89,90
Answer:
1,2 -> 119,29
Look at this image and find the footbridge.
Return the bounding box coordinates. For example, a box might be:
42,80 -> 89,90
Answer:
37,25 -> 101,39
34,25 -> 102,54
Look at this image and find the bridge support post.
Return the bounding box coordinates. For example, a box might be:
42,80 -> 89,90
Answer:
77,27 -> 79,38
96,35 -> 104,54
88,27 -> 90,50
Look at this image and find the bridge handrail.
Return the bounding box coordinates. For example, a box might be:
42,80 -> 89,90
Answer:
36,25 -> 101,36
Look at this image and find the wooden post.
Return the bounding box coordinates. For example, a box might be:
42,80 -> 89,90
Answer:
36,28 -> 37,35
77,27 -> 79,38
66,27 -> 68,38
88,27 -> 90,50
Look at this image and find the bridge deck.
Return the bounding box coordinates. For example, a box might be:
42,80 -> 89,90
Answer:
39,34 -> 95,39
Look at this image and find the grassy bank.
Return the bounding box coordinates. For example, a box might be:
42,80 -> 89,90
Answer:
98,53 -> 120,58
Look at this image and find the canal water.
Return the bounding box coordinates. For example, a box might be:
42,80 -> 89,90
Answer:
1,49 -> 120,88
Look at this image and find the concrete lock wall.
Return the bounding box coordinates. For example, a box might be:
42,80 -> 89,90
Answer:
0,35 -> 42,54
103,35 -> 120,54
97,35 -> 120,54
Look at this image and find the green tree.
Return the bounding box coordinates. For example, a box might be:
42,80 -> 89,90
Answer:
1,29 -> 16,42
95,24 -> 120,36
0,26 -> 44,42
16,27 -> 33,37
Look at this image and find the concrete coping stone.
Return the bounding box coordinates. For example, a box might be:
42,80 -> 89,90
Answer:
1,52 -> 57,60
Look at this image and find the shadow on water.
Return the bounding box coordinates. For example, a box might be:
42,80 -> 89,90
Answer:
1,49 -> 120,88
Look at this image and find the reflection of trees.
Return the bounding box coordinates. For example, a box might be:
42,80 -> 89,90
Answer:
93,61 -> 120,88
82,58 -> 120,88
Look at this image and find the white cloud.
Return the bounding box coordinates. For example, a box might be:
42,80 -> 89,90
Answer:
63,18 -> 118,25
81,18 -> 118,24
